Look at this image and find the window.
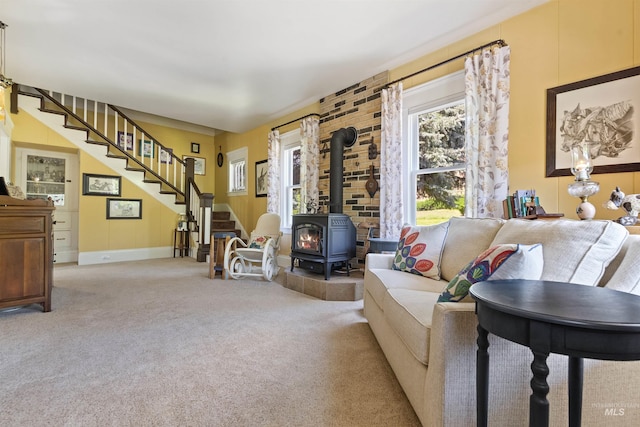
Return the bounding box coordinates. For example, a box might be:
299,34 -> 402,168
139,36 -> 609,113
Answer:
227,147 -> 248,195
403,71 -> 466,226
280,130 -> 301,231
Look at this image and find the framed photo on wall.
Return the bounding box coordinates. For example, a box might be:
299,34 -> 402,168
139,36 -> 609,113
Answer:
117,132 -> 134,150
546,65 -> 640,177
139,139 -> 155,158
255,159 -> 268,197
191,142 -> 200,154
160,147 -> 173,164
106,198 -> 142,219
82,173 -> 121,197
183,155 -> 206,175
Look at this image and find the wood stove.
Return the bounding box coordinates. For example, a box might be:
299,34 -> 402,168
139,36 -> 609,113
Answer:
290,213 -> 356,280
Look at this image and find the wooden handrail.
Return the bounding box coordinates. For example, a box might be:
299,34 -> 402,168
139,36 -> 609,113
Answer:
31,87 -> 187,200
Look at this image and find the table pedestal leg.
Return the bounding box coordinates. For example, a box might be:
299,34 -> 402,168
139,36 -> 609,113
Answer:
476,324 -> 489,427
530,349 -> 550,427
568,356 -> 583,427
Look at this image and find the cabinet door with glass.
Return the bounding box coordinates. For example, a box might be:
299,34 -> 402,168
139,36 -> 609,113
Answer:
16,148 -> 79,263
25,155 -> 68,205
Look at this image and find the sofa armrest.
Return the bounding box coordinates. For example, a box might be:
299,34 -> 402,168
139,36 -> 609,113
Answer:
365,253 -> 395,270
423,302 -> 477,427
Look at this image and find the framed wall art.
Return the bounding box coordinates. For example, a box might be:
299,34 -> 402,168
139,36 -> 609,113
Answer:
106,198 -> 142,219
160,147 -> 173,164
191,142 -> 200,154
255,159 -> 268,197
546,65 -> 640,177
183,155 -> 206,175
139,139 -> 155,158
82,173 -> 121,196
117,131 -> 134,151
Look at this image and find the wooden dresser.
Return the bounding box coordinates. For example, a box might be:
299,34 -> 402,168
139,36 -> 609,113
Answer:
0,195 -> 55,312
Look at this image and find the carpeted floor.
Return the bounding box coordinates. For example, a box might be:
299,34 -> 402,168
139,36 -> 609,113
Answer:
0,258 -> 420,426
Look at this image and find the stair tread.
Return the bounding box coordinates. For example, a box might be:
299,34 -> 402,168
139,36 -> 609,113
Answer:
25,90 -> 188,208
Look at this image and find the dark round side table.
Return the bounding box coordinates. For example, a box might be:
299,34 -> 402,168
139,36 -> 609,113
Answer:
470,279 -> 640,427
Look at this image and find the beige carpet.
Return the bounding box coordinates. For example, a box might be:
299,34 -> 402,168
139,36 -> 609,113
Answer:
0,258 -> 420,426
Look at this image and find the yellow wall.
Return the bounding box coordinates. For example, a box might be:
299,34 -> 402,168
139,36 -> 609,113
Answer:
9,105 -> 215,253
214,103 -> 319,234
389,0 -> 640,220
10,0 -> 640,258
228,0 -> 640,224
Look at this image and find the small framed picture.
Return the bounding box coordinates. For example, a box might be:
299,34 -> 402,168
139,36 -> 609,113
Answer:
106,198 -> 142,219
117,132 -> 134,150
82,173 -> 122,197
255,159 -> 268,197
183,155 -> 206,175
191,142 -> 200,154
160,147 -> 173,164
139,139 -> 154,158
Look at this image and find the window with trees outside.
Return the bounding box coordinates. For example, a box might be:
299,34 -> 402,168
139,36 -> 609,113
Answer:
403,71 -> 466,226
279,130 -> 301,231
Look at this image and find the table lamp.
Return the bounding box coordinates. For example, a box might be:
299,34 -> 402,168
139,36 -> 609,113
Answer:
567,142 -> 599,220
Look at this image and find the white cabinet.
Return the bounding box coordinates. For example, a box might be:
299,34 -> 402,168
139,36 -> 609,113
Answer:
15,148 -> 79,263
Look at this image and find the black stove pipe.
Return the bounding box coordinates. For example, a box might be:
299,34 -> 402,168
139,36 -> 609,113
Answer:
329,126 -> 358,213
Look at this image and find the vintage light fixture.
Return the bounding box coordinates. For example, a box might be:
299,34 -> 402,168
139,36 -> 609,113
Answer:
0,21 -> 12,88
567,142 -> 599,220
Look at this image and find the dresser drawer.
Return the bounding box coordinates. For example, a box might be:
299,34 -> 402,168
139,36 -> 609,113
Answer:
53,211 -> 71,231
0,216 -> 46,234
53,230 -> 72,249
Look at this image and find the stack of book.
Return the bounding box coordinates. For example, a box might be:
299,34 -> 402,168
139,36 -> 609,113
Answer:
503,189 -> 537,219
503,189 -> 564,220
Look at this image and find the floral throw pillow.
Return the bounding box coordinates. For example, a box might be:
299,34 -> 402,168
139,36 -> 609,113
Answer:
249,235 -> 271,249
438,243 -> 544,303
391,222 -> 449,279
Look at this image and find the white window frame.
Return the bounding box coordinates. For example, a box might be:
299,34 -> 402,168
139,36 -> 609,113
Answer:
402,70 -> 465,225
279,129 -> 301,233
227,147 -> 248,196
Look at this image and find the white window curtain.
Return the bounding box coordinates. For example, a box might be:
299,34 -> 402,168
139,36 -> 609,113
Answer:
299,116 -> 320,213
380,82 -> 404,239
464,45 -> 511,218
267,130 -> 280,214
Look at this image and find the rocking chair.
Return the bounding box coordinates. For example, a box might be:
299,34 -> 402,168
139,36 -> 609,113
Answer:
223,213 -> 282,281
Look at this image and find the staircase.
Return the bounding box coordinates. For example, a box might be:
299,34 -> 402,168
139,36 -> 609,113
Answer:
10,83 -> 216,261
212,211 -> 241,237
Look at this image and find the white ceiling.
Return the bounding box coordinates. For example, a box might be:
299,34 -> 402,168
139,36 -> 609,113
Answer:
2,0 -> 547,134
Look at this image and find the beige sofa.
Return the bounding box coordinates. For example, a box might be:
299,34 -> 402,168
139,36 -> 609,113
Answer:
364,217 -> 640,426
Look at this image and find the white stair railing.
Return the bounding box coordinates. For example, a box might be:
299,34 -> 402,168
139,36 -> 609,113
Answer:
27,86 -> 187,203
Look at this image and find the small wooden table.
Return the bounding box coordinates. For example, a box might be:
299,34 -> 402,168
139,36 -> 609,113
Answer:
470,280 -> 640,427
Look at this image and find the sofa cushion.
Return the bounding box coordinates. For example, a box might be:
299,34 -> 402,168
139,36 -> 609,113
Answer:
384,288 -> 442,365
603,235 -> 640,294
392,222 -> 449,279
490,219 -> 627,285
438,243 -> 544,302
366,268 -> 447,311
440,217 -> 505,282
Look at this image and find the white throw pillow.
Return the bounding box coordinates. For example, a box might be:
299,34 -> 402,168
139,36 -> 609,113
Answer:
392,222 -> 449,279
490,219 -> 627,286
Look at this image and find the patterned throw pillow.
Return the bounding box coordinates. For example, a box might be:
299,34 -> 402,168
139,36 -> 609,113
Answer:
249,235 -> 271,249
391,222 -> 449,279
438,243 -> 544,302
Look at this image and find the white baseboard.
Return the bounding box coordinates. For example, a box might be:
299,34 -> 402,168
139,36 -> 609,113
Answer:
78,246 -> 177,265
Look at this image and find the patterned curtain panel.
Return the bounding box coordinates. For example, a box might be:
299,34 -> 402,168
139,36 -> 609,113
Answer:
464,45 -> 510,218
380,82 -> 403,239
299,116 -> 320,213
267,130 -> 280,214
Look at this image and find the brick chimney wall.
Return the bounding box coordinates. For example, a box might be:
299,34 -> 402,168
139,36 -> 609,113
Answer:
318,71 -> 388,264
